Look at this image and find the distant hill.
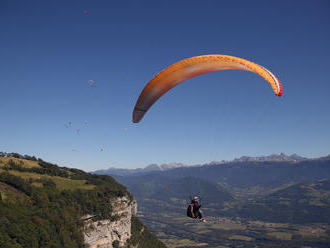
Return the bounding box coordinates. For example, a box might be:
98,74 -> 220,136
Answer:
236,179 -> 330,224
120,175 -> 234,205
115,175 -> 236,219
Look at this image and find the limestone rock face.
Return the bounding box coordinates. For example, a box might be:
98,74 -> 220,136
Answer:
83,196 -> 137,248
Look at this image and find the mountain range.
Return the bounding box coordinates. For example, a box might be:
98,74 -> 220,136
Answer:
94,162 -> 187,176
93,153 -> 309,176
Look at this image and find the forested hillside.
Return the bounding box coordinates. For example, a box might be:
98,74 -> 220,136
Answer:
0,153 -> 166,248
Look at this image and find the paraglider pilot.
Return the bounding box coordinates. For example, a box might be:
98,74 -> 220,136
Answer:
187,196 -> 205,222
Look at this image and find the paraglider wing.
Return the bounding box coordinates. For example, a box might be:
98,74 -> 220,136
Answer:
132,54 -> 282,123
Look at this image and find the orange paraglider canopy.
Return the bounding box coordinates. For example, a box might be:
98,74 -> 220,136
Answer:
133,54 -> 282,123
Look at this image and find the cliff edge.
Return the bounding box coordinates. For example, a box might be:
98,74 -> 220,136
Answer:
0,153 -> 166,248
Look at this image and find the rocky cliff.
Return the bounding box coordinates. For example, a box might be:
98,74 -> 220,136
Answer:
83,196 -> 137,248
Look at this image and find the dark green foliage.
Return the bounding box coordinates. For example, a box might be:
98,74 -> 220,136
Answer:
0,197 -> 84,247
8,153 -> 22,159
128,216 -> 166,248
37,161 -> 70,177
23,155 -> 38,161
0,172 -> 33,196
112,240 -> 119,248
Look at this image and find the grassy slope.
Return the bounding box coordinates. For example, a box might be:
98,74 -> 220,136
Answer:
0,157 -> 40,168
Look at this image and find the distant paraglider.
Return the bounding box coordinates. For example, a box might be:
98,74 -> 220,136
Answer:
132,54 -> 283,123
88,80 -> 95,87
63,121 -> 91,136
65,121 -> 72,128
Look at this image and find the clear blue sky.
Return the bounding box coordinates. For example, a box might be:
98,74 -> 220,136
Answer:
1,0 -> 329,170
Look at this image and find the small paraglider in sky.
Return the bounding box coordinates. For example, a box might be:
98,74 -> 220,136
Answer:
88,80 -> 95,87
65,121 -> 72,128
